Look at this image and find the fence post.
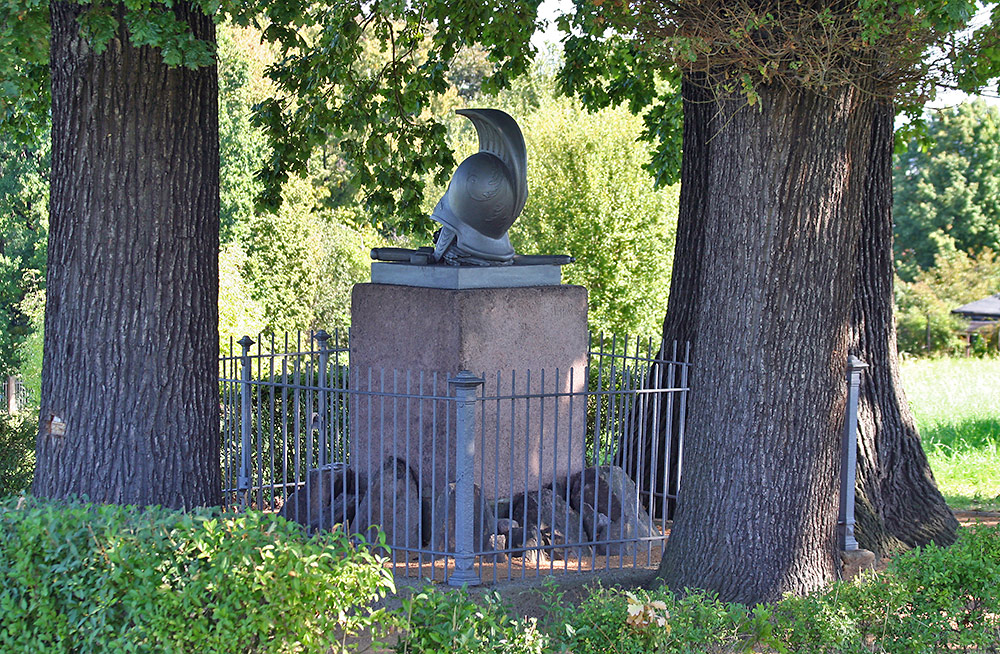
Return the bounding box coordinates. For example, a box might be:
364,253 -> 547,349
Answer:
238,336 -> 255,508
448,370 -> 484,587
6,376 -> 17,414
838,355 -> 868,552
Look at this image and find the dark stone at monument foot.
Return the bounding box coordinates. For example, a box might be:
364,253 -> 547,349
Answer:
278,463 -> 363,532
568,467 -> 625,523
520,524 -> 548,564
568,465 -> 658,556
354,457 -> 423,555
509,488 -> 593,560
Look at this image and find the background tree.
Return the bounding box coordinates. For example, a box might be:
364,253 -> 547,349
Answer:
894,101 -> 1000,280
895,248 -> 1000,354
510,94 -> 678,339
0,135 -> 47,380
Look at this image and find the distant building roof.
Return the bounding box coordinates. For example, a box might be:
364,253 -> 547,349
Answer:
953,293 -> 1000,319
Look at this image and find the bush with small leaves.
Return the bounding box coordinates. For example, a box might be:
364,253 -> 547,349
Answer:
389,526 -> 1000,654
547,585 -> 746,654
0,496 -> 395,653
883,525 -> 1000,650
393,587 -> 548,654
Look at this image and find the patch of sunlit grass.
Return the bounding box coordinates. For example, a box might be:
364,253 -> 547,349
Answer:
901,357 -> 1000,512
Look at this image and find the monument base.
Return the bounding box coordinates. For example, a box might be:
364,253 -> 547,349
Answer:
350,282 -> 588,499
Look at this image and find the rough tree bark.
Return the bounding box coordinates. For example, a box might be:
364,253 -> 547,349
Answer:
850,103 -> 958,556
33,2 -> 221,508
655,80 -> 876,605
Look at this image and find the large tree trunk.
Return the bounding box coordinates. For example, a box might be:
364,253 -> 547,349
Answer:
33,2 -> 221,508
656,80 -> 875,605
850,103 -> 958,556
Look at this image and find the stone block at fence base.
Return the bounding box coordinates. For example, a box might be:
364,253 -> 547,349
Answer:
568,465 -> 658,557
350,282 -> 589,500
509,488 -> 594,560
840,548 -> 876,580
278,463 -> 362,532
354,457 -> 423,554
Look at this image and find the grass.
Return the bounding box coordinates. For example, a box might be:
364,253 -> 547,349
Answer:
900,356 -> 1000,511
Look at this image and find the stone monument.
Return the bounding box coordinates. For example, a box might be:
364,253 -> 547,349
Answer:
351,108 -> 588,502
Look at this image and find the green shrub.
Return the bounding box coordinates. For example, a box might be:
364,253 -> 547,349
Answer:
0,413 -> 35,497
767,586 -> 869,653
543,585 -> 745,654
881,525 -> 1000,650
766,526 -> 1000,653
0,496 -> 394,653
393,587 -> 548,654
388,526 -> 1000,653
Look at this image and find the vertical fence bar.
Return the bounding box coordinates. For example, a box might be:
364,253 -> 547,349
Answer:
315,330 -> 330,467
315,330 -> 330,532
448,370 -> 484,587
838,355 -> 868,552
258,338 -> 267,508
267,334 -> 276,510
237,336 -> 255,508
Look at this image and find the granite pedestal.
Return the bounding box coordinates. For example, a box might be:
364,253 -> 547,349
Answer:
350,274 -> 588,500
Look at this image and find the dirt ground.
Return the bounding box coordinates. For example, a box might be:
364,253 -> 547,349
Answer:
954,510 -> 1000,527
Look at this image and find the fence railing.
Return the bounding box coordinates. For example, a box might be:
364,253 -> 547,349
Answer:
219,331 -> 690,584
1,377 -> 34,414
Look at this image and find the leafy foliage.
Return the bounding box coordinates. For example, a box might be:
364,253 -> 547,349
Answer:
882,525 -> 1000,649
226,0 -> 542,228
389,526 -> 1000,652
600,0 -> 988,107
393,587 -> 548,654
507,91 -> 678,338
0,0 -> 50,145
218,24 -> 271,245
556,11 -> 683,188
0,496 -> 395,653
894,101 -> 1000,280
895,247 -> 1000,355
0,413 -> 34,497
215,24 -> 384,347
0,129 -> 47,378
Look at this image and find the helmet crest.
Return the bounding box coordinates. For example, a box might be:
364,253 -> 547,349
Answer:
431,109 -> 528,265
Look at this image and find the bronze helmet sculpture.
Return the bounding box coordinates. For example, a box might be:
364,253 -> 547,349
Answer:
431,109 -> 528,265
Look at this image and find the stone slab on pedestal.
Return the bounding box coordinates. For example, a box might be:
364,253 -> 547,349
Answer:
350,282 -> 588,500
371,261 -> 562,289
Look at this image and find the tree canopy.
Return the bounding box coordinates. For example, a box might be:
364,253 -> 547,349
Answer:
894,100 -> 1000,280
5,0 -> 999,233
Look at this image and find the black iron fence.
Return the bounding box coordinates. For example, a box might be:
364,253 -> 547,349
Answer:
219,330 -> 690,584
